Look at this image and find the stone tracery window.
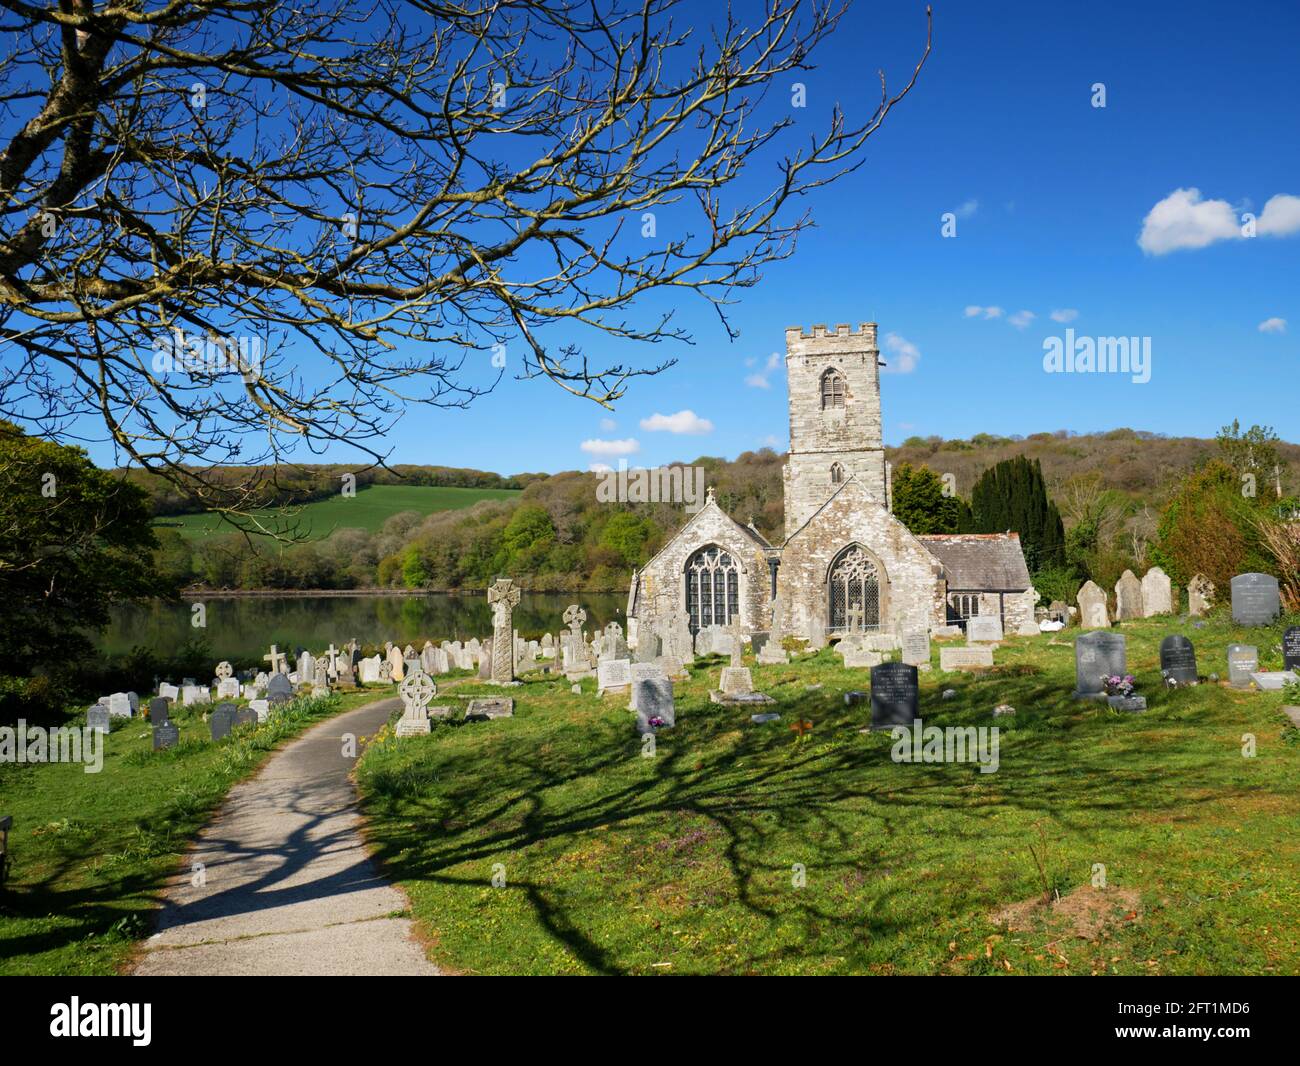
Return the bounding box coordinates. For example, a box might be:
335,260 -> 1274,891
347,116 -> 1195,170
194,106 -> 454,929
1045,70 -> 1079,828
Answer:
830,462 -> 845,485
820,368 -> 846,409
685,545 -> 739,633
828,544 -> 880,631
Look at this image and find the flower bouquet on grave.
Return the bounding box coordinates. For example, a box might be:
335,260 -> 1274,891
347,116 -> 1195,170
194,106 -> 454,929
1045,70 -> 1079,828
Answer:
1102,674 -> 1137,698
648,715 -> 668,730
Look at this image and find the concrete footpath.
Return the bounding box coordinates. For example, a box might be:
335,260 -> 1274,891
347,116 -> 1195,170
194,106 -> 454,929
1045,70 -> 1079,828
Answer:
133,697 -> 440,976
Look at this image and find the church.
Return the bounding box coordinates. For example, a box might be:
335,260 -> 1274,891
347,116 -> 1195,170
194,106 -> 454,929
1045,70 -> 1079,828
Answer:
626,322 -> 1039,648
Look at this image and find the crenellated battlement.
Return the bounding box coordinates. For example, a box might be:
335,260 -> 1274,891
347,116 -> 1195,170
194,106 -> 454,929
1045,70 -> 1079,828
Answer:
785,322 -> 877,343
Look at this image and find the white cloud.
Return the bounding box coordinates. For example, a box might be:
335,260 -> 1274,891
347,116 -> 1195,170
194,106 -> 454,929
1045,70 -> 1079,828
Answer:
587,462 -> 613,473
881,332 -> 920,374
760,434 -> 781,448
1258,194 -> 1300,237
744,351 -> 783,389
953,198 -> 979,219
1008,310 -> 1036,329
580,437 -> 639,457
1258,317 -> 1287,334
599,416 -> 617,432
639,409 -> 714,435
1138,187 -> 1241,254
963,305 -> 1004,320
1049,308 -> 1079,323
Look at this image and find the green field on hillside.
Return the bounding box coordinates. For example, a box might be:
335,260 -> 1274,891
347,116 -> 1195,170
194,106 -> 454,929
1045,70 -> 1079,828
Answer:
155,484 -> 519,540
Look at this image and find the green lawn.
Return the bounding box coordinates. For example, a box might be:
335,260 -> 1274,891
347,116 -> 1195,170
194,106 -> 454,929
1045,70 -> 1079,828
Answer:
0,687 -> 391,975
154,484 -> 519,540
355,615 -> 1300,976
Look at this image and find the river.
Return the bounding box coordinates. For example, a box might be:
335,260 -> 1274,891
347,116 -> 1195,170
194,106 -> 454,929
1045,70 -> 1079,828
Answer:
101,591 -> 628,661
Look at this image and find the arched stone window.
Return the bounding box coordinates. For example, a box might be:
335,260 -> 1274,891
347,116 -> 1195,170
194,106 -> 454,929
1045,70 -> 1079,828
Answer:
827,544 -> 880,631
685,545 -> 739,633
820,368 -> 846,409
830,462 -> 845,485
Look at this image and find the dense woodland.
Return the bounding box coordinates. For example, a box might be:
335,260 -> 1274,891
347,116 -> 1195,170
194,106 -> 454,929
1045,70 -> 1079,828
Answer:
143,426 -> 1300,611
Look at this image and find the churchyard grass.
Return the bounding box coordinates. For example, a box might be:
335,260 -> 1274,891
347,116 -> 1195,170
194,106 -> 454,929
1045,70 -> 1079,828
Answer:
155,484 -> 519,541
356,615 -> 1300,975
0,688 -> 387,975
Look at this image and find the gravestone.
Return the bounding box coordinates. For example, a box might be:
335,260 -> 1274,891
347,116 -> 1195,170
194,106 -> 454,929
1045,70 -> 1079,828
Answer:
87,705 -> 110,734
263,644 -> 287,675
597,658 -> 632,694
1231,573 -> 1281,626
153,722 -> 179,750
314,661 -> 331,690
488,577 -> 522,683
634,629 -> 661,663
938,646 -> 994,671
870,662 -> 919,731
358,656 -> 381,684
1250,670 -> 1299,691
1187,574 -> 1215,616
266,673 -> 293,703
386,645 -> 406,682
233,706 -> 258,729
1159,635 -> 1198,688
1047,600 -> 1069,623
465,697 -> 514,720
216,679 -> 240,699
1283,626 -> 1300,672
181,685 -> 209,706
210,704 -> 236,741
1227,644 -> 1259,689
397,673 -> 436,736
1077,581 -> 1110,628
1073,631 -> 1126,699
1114,570 -> 1144,621
107,692 -> 132,718
718,665 -> 754,697
628,663 -> 668,711
901,629 -> 931,669
215,660 -> 234,682
600,621 -> 628,662
379,660 -> 393,683
249,699 -> 271,722
562,604 -> 590,676
806,614 -> 827,650
477,640 -> 493,681
1141,567 -> 1173,617
634,677 -> 675,734
966,615 -> 1003,643
149,697 -> 170,725
158,682 -> 179,701
297,652 -> 316,689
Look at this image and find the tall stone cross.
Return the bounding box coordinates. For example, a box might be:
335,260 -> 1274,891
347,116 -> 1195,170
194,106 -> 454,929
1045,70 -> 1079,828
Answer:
846,604 -> 864,635
488,578 -> 522,684
562,604 -> 587,670
728,616 -> 745,668
264,644 -> 287,674
326,644 -> 340,676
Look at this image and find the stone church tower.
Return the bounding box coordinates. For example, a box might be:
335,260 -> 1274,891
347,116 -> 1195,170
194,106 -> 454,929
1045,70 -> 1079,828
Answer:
782,323 -> 889,538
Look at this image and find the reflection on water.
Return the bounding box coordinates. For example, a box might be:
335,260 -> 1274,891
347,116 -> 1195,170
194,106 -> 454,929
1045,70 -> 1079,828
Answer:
102,592 -> 627,661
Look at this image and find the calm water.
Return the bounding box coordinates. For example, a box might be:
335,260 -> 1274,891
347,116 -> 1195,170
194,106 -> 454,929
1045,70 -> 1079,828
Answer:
102,592 -> 627,662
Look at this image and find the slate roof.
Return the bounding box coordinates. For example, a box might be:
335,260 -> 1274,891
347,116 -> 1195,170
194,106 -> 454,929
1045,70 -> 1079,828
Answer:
916,533 -> 1032,591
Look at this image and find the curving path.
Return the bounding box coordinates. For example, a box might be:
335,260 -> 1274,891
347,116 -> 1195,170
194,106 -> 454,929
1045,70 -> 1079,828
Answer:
133,697 -> 440,976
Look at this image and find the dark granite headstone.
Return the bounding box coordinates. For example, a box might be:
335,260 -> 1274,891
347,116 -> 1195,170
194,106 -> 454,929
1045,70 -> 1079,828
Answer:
209,703 -> 236,741
266,673 -> 293,703
153,722 -> 179,750
1283,626 -> 1300,672
233,706 -> 258,730
1230,573 -> 1280,626
1073,631 -> 1126,698
870,662 -> 918,731
87,705 -> 110,734
149,697 -> 171,726
1159,635 -> 1198,687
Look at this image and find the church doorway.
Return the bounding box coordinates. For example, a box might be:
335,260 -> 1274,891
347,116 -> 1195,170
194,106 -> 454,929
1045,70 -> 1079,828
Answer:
827,544 -> 881,632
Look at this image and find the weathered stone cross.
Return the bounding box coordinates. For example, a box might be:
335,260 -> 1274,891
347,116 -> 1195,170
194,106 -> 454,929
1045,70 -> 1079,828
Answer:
325,644 -> 340,673
728,616 -> 745,667
488,578 -> 522,684
846,604 -> 864,634
264,644 -> 287,674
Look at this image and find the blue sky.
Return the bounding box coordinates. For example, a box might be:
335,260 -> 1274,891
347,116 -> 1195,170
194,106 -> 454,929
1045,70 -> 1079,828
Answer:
78,0 -> 1300,475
